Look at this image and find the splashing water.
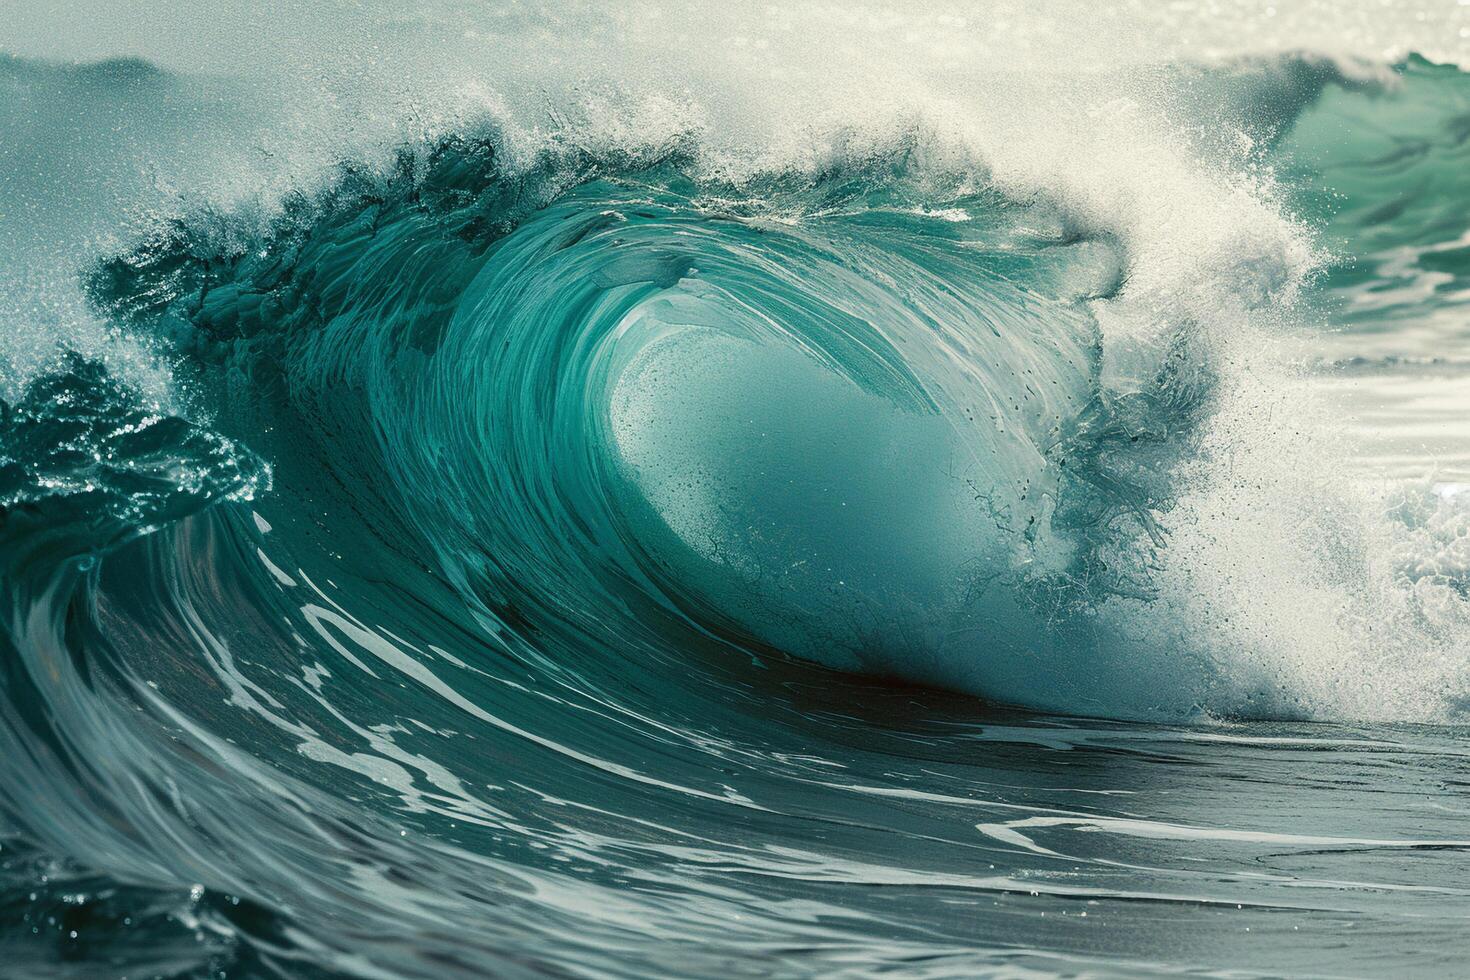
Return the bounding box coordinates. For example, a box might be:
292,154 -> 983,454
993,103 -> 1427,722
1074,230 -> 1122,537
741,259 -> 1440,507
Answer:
2,3 -> 1470,977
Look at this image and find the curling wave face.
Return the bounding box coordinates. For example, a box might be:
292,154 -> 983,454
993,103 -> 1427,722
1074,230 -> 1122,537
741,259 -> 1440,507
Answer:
2,23 -> 1470,979
56,141 -> 1275,722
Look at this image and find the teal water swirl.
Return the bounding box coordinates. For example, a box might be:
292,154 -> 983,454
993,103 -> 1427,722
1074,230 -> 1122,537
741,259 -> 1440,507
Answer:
2,51 -> 1470,979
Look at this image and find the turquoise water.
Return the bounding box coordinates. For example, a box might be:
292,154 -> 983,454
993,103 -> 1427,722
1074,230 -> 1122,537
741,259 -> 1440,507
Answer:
2,5 -> 1470,977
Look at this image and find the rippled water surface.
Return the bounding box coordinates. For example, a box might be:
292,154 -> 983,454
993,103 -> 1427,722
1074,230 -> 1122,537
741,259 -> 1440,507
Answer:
2,3 -> 1469,977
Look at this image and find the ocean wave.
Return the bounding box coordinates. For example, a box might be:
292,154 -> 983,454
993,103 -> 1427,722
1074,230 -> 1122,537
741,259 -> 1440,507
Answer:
2,39 -> 1470,978
3,54 -> 1459,722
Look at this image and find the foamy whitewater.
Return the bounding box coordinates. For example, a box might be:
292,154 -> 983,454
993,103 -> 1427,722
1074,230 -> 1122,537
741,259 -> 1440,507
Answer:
2,2 -> 1469,977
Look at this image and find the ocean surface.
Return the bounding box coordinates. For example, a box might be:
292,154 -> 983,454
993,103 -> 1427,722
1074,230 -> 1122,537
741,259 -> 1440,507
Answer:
2,3 -> 1470,977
